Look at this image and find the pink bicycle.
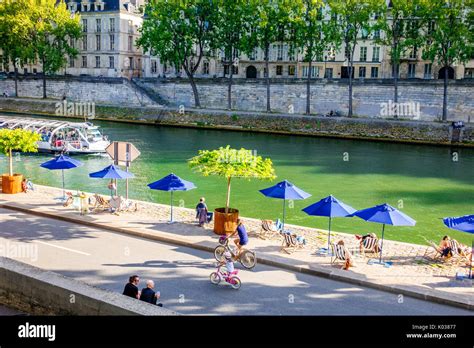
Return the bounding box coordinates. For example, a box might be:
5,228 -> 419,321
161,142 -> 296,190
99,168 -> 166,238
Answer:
209,265 -> 242,290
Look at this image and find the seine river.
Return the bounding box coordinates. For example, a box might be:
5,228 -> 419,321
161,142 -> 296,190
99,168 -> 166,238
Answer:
2,114 -> 473,245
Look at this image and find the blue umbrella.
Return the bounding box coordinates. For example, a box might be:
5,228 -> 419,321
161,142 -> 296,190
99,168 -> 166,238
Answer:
303,195 -> 356,254
89,164 -> 134,196
443,214 -> 474,278
351,203 -> 416,263
259,180 -> 311,232
148,173 -> 196,223
40,154 -> 83,200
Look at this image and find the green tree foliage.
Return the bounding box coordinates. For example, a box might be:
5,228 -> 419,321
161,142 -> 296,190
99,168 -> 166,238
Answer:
421,0 -> 474,121
30,0 -> 81,99
250,0 -> 294,112
212,0 -> 255,110
0,0 -> 36,97
138,0 -> 218,108
189,145 -> 276,212
0,128 -> 41,176
375,0 -> 425,106
328,0 -> 383,117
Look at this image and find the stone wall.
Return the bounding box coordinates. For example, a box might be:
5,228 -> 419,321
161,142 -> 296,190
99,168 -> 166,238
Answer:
137,78 -> 474,122
0,76 -> 155,107
0,256 -> 177,315
1,98 -> 472,146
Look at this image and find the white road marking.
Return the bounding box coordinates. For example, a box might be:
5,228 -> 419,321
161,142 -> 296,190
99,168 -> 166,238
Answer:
35,241 -> 91,256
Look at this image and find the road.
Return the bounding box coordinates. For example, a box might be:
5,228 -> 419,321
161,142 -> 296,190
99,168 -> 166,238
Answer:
0,208 -> 471,315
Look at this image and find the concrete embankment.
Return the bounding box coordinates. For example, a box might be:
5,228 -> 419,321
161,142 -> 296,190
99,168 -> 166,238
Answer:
0,97 -> 473,147
0,256 -> 177,316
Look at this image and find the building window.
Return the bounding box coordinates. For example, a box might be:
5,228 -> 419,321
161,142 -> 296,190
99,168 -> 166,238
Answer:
128,36 -> 133,51
302,66 -> 318,78
109,35 -> 115,51
276,44 -> 283,61
95,56 -> 100,68
96,35 -> 101,51
109,18 -> 115,32
128,20 -> 133,34
276,65 -> 283,76
82,35 -> 88,51
96,19 -> 101,32
151,60 -> 157,74
424,63 -> 432,79
249,49 -> 257,61
288,65 -> 296,76
371,66 -> 379,78
372,47 -> 380,62
359,66 -> 366,78
361,28 -> 368,39
82,56 -> 87,68
109,56 -> 114,69
373,29 -> 380,39
82,19 -> 88,33
325,68 -> 333,79
288,45 -> 295,61
345,46 -> 351,60
0,56 -> 3,72
409,46 -> 418,59
360,47 -> 367,62
69,56 -> 75,68
408,63 -> 416,78
203,61 -> 209,75
129,57 -> 133,69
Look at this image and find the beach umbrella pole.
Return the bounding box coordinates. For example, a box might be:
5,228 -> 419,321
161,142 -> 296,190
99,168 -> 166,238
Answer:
170,190 -> 174,223
282,199 -> 286,232
62,169 -> 65,201
327,217 -> 332,255
379,224 -> 385,263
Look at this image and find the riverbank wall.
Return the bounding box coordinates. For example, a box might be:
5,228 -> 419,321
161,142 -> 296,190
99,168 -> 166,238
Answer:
0,97 -> 473,146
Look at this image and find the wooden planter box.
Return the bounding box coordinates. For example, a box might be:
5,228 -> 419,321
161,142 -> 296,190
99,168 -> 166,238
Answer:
213,207 -> 239,235
2,174 -> 23,194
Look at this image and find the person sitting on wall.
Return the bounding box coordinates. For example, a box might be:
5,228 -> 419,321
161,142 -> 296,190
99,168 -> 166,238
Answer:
139,280 -> 163,307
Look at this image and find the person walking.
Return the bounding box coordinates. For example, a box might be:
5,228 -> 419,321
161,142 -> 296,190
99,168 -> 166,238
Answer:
195,197 -> 208,227
123,275 -> 141,299
139,280 -> 163,307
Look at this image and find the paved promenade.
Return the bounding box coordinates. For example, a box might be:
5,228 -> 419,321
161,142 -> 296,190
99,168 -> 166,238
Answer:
0,185 -> 472,310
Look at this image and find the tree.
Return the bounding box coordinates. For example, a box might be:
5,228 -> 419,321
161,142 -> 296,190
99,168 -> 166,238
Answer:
0,128 -> 41,176
30,0 -> 81,99
292,0 -> 336,115
250,0 -> 294,112
328,0 -> 382,117
421,0 -> 474,121
0,0 -> 36,97
138,0 -> 218,108
188,146 -> 276,213
212,0 -> 255,110
375,0 -> 424,107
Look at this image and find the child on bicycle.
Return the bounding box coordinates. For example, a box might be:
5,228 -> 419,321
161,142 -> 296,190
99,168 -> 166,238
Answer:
218,251 -> 235,277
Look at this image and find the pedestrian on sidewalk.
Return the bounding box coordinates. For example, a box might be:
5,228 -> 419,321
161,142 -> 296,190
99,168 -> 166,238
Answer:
196,197 -> 208,227
139,280 -> 163,307
123,275 -> 141,299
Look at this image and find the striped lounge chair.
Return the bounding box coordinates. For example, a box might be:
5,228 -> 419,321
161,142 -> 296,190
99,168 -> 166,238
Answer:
359,237 -> 380,257
280,232 -> 305,254
259,219 -> 281,240
331,243 -> 349,268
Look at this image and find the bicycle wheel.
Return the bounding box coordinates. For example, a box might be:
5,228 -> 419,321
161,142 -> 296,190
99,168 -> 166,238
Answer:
239,250 -> 257,269
214,245 -> 226,262
229,276 -> 241,290
210,272 -> 221,285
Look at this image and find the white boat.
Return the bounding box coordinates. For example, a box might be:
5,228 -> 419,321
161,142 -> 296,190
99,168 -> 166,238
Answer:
0,116 -> 110,154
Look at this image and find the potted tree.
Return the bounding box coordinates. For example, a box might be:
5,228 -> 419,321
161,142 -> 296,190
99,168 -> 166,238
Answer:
0,128 -> 41,194
189,146 -> 276,235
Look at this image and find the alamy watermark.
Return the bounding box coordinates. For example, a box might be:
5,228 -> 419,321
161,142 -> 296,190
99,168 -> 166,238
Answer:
380,100 -> 420,119
0,241 -> 38,262
55,100 -> 95,119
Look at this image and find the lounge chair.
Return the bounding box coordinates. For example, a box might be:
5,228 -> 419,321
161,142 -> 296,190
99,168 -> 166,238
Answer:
92,194 -> 111,211
63,192 -> 74,207
259,219 -> 281,240
331,243 -> 354,269
449,239 -> 471,265
110,196 -> 138,213
280,231 -> 305,254
359,237 -> 380,257
423,240 -> 443,260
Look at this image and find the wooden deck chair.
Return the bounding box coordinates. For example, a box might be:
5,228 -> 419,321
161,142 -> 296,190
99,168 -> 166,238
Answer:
280,232 -> 305,254
422,240 -> 443,260
92,194 -> 111,211
448,239 -> 471,265
259,219 -> 281,240
331,243 -> 349,268
359,237 -> 379,257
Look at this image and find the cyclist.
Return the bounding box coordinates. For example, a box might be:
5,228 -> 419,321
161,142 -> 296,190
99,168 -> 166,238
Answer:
228,219 -> 248,260
218,250 -> 235,276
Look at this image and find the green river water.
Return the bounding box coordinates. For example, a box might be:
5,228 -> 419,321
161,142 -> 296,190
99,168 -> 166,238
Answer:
1,114 -> 473,246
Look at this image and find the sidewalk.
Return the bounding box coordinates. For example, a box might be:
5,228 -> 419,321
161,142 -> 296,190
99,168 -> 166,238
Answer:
0,185 -> 472,310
